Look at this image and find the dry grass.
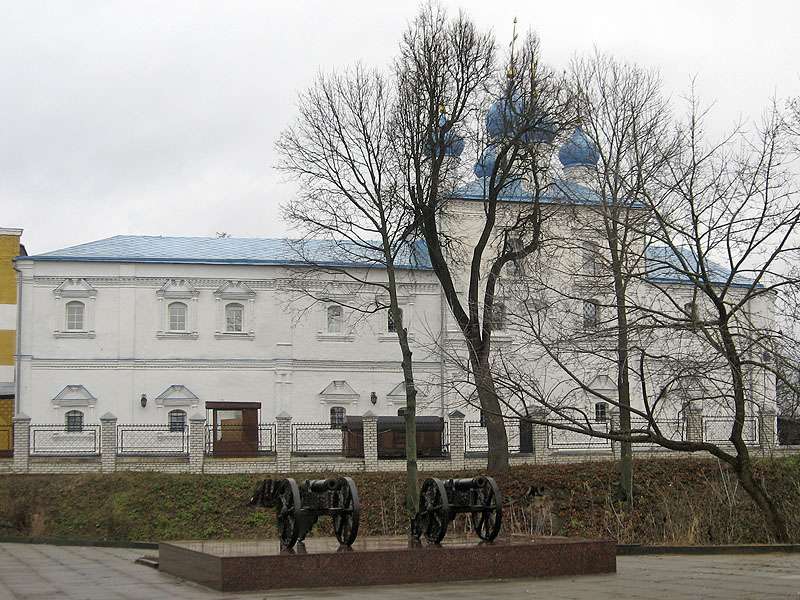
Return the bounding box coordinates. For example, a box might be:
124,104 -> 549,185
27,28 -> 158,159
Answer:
0,456 -> 798,544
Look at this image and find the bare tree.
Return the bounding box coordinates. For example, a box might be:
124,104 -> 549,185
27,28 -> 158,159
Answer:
276,65 -> 424,513
490,94 -> 800,541
394,5 -> 575,472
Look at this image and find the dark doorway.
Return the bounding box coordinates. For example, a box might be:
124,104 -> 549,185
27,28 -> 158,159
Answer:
206,401 -> 261,457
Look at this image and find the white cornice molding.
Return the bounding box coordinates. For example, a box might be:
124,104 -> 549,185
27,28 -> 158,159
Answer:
30,357 -> 443,371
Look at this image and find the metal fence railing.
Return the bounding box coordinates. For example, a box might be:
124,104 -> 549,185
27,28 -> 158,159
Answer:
464,419 -> 533,454
0,425 -> 12,456
29,424 -> 100,456
630,418 -> 685,450
291,422 -> 346,455
548,420 -> 611,450
205,423 -> 276,456
703,416 -> 759,445
117,424 -> 189,456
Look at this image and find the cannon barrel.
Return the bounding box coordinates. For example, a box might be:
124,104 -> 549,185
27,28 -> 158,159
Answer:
450,476 -> 488,491
306,478 -> 341,493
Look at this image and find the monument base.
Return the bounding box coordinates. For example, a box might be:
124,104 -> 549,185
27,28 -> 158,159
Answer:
159,535 -> 616,591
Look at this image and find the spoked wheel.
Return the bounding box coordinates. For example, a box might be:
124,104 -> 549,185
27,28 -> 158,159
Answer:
276,478 -> 301,549
417,478 -> 450,544
472,476 -> 503,542
332,477 -> 360,546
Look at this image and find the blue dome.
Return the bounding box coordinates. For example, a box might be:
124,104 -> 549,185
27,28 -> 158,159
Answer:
558,128 -> 599,167
425,114 -> 465,159
486,97 -> 524,139
473,146 -> 497,178
486,97 -> 556,144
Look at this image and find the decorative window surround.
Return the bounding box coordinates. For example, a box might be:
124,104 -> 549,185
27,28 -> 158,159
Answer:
317,304 -> 354,342
53,279 -> 97,338
214,281 -> 256,339
155,385 -> 200,409
51,384 -> 97,409
375,294 -> 415,342
156,279 -> 199,339
386,381 -> 427,408
318,380 -> 360,407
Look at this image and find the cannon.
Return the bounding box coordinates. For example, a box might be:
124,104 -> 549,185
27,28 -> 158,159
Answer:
411,476 -> 502,544
250,477 -> 360,549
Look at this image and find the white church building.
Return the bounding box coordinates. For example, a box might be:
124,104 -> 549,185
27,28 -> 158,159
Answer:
10,129 -> 775,461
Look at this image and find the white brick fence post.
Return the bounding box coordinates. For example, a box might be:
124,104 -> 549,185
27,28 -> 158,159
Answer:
275,412 -> 292,473
759,407 -> 777,449
686,406 -> 704,443
188,413 -> 206,474
12,413 -> 30,473
362,411 -> 378,471
99,412 -> 117,473
531,407 -> 549,462
448,410 -> 465,470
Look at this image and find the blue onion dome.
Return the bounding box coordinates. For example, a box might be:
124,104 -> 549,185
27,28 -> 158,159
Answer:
558,127 -> 599,168
486,96 -> 556,144
473,145 -> 497,178
486,96 -> 525,139
426,110 -> 464,158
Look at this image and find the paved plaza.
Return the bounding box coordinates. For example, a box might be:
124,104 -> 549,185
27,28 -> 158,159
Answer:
0,542 -> 798,599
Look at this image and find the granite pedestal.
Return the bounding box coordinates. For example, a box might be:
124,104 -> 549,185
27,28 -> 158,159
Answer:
159,535 -> 616,591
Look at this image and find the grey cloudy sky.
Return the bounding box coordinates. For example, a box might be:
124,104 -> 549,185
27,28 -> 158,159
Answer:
3,0 -> 799,254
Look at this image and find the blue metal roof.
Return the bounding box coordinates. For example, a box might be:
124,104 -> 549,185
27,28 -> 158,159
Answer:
453,177 -> 604,205
645,246 -> 759,288
24,235 -> 432,270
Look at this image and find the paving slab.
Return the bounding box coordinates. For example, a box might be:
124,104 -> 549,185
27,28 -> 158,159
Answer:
0,543 -> 799,599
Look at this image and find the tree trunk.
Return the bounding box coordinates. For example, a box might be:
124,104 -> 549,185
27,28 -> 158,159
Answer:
734,460 -> 789,542
397,325 -> 418,515
472,354 -> 509,473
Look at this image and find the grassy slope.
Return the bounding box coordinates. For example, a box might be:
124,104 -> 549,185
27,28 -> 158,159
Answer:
1,457 -> 798,544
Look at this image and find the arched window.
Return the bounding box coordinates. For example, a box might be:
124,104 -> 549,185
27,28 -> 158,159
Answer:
490,302 -> 507,331
168,302 -> 188,332
168,409 -> 187,432
225,303 -> 244,332
594,402 -> 608,423
397,407 -> 407,417
327,305 -> 343,334
583,299 -> 600,329
329,406 -> 346,429
387,308 -> 403,333
65,301 -> 85,331
65,410 -> 84,432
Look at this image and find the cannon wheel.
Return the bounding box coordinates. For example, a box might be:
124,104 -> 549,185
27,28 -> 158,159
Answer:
418,478 -> 450,544
473,476 -> 503,542
276,478 -> 302,549
332,477 -> 360,546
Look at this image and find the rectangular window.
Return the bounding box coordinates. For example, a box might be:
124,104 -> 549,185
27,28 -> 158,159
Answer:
65,302 -> 85,330
168,303 -> 187,332
226,304 -> 244,332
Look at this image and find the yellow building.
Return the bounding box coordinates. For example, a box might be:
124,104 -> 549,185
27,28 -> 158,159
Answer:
0,227 -> 24,455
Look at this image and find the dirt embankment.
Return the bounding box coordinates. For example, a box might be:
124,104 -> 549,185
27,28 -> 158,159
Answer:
1,457 -> 798,544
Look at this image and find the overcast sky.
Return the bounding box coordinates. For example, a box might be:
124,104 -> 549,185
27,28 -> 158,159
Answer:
3,0 -> 798,254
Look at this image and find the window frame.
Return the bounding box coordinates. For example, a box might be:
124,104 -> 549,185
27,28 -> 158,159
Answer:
168,409 -> 187,432
65,410 -> 84,433
225,302 -> 245,333
594,402 -> 608,423
583,299 -> 601,329
65,301 -> 85,331
329,406 -> 346,429
167,301 -> 188,333
326,305 -> 344,335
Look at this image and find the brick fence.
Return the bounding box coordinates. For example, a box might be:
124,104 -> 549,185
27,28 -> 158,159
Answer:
3,407 -> 797,475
